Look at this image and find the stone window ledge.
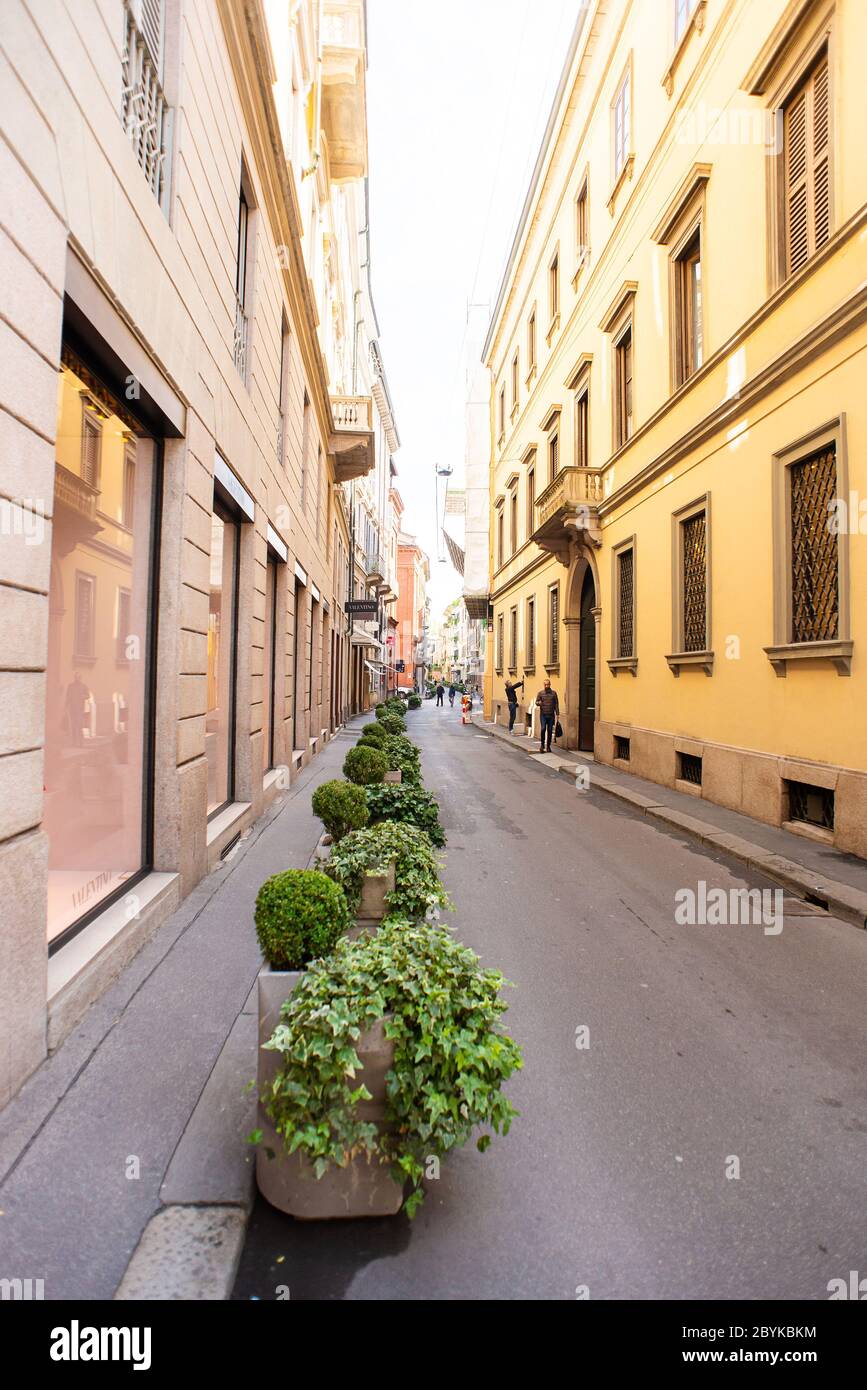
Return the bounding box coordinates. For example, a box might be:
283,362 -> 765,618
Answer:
545,313 -> 561,346
662,0 -> 707,97
608,656 -> 638,675
666,649 -> 714,676
764,640 -> 853,676
606,154 -> 635,216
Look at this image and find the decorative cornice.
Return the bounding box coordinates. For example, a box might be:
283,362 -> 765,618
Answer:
599,280 -> 638,334
741,0 -> 823,94
652,163 -> 712,244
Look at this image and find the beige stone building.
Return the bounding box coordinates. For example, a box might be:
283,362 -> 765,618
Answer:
484,0 -> 867,858
0,0 -> 400,1108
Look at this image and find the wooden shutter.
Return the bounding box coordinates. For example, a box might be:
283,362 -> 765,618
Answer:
785,53 -> 830,276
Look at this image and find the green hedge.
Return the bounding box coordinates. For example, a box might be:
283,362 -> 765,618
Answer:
311,780 -> 369,841
343,744 -> 388,786
254,869 -> 349,970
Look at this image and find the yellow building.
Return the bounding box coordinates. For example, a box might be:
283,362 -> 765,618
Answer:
484,0 -> 867,857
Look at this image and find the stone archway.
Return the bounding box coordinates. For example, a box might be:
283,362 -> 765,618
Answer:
562,543 -> 601,752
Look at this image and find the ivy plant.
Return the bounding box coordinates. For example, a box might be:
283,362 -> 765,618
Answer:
381,733 -> 422,785
260,917 -> 523,1216
326,820 -> 450,921
365,783 -> 445,847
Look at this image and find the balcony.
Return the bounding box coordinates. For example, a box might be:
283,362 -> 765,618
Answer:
329,395 -> 375,481
532,466 -> 603,561
121,1 -> 172,211
364,549 -> 386,586
232,294 -> 249,382
321,3 -> 367,181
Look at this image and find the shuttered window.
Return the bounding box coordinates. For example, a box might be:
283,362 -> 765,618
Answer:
81,414 -> 101,488
784,52 -> 830,277
509,608 -> 518,670
496,614 -> 504,671
548,584 -> 560,665
526,597 -> 536,667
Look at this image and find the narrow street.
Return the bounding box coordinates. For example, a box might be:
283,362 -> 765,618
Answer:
234,704 -> 867,1301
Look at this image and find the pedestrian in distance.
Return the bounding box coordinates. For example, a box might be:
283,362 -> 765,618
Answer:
535,678 -> 560,753
448,683 -> 457,708
435,682 -> 445,707
504,677 -> 524,733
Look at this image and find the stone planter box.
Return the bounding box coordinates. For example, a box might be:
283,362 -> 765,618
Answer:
383,769 -> 402,784
349,862 -> 396,939
255,963 -> 403,1218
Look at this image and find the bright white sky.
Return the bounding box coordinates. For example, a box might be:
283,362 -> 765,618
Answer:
366,0 -> 578,620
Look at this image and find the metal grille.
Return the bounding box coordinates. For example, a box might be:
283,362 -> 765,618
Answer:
549,586 -> 560,664
790,446 -> 838,642
682,512 -> 707,652
787,780 -> 834,829
614,735 -> 630,761
122,3 -> 170,206
233,294 -> 249,382
526,599 -> 535,666
618,548 -> 634,658
679,753 -> 702,785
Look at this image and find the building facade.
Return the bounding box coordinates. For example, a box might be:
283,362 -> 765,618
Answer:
396,535 -> 431,688
485,0 -> 867,857
0,0 -> 400,1107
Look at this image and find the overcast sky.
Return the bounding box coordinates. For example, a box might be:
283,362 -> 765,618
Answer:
366,0 -> 578,620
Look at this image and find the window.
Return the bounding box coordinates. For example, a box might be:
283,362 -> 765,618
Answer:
300,391 -> 310,512
511,353 -> 519,412
509,607 -> 517,671
277,315 -> 291,464
614,734 -> 631,761
527,309 -> 537,376
549,429 -> 560,483
207,504 -> 240,814
74,572 -> 96,659
233,177 -> 252,381
121,0 -> 171,209
617,547 -> 634,658
575,384 -> 589,468
122,442 -> 136,528
575,176 -> 589,268
81,410 -> 102,489
498,384 -> 506,441
510,488 -> 518,555
674,228 -> 703,384
790,444 -> 839,643
783,51 -> 830,277
46,355 -> 157,948
681,512 -> 707,652
496,508 -> 504,568
548,584 -> 560,665
679,752 -> 703,786
527,466 -> 535,539
496,613 -> 504,671
526,596 -> 536,668
613,68 -> 631,181
548,251 -> 560,327
292,578 -> 305,743
766,420 -> 850,674
787,779 -> 834,830
674,0 -> 698,45
614,322 -> 633,447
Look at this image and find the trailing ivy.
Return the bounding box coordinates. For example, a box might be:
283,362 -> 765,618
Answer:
365,782 -> 445,846
261,917 -> 523,1216
380,733 -> 422,785
326,820 -> 449,921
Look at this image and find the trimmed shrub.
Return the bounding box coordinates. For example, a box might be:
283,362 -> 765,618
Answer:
374,704 -> 387,719
379,712 -> 406,736
407,694 -> 422,709
343,743 -> 388,786
326,820 -> 449,921
311,780 -> 369,842
358,721 -> 387,747
254,869 -> 350,970
365,783 -> 445,846
382,733 -> 422,785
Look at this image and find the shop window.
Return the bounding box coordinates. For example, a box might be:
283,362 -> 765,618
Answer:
262,556 -> 278,773
45,356 -> 157,948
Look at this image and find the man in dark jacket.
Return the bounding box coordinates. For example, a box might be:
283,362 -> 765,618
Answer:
535,679 -> 560,753
435,682 -> 445,707
504,677 -> 523,733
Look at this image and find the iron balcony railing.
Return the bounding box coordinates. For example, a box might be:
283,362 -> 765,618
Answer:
233,293 -> 249,382
121,2 -> 171,209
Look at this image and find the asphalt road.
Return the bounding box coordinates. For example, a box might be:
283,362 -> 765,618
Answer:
233,702 -> 867,1301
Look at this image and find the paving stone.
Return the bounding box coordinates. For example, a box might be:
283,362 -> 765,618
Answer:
114,1205 -> 247,1301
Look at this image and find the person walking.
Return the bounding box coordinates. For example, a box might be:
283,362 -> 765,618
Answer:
535,678 -> 560,753
504,677 -> 524,734
435,682 -> 445,707
448,683 -> 456,708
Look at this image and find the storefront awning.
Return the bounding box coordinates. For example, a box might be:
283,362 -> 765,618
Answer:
350,632 -> 385,653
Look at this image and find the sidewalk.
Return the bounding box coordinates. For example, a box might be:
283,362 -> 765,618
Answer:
472,713 -> 867,929
0,722 -> 365,1301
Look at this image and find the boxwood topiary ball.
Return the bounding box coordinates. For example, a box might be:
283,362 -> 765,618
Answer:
254,869 -> 350,970
343,743 -> 388,785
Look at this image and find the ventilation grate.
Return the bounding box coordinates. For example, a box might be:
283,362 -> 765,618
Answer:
614,735 -> 630,761
787,780 -> 834,830
679,752 -> 702,786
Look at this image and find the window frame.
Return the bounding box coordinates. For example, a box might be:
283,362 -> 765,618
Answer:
609,535 -> 638,673
526,455 -> 536,541
546,581 -> 561,669
511,351 -> 520,418
667,493 -> 713,674
508,605 -> 518,673
496,612 -> 504,672
613,317 -> 634,450
526,306 -> 537,383
610,57 -> 634,199
526,594 -> 536,672
547,246 -> 560,341
765,414 -> 852,674
574,170 -> 590,284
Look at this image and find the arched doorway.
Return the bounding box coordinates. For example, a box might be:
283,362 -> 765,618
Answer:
578,567 -> 597,751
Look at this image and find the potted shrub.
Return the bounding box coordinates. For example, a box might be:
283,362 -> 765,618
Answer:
327,820 -> 449,922
343,743 -> 388,786
407,693 -> 422,709
379,713 -> 406,736
358,721 -> 387,746
365,783 -> 446,846
381,733 -> 422,785
255,917 -> 523,1219
311,779 -> 369,843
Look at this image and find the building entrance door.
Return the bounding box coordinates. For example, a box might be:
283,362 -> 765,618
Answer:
579,568 -> 596,751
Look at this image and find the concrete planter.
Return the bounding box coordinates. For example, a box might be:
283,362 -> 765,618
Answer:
256,964 -> 403,1218
349,862 -> 396,939
383,769 -> 402,784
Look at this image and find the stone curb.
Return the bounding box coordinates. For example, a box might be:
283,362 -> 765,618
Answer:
114,1205 -> 247,1301
476,716 -> 867,930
